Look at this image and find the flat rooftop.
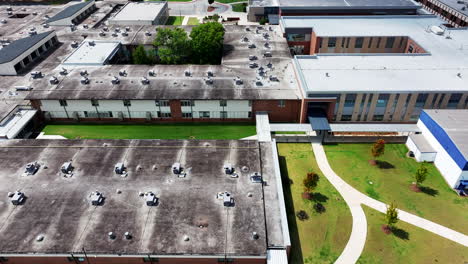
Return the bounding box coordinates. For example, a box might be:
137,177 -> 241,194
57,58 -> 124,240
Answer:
278,0 -> 421,8
436,0 -> 468,16
46,0 -> 94,23
284,15 -> 468,93
423,109 -> 468,158
26,25 -> 300,100
110,2 -> 165,22
62,40 -> 120,66
0,139 -> 284,256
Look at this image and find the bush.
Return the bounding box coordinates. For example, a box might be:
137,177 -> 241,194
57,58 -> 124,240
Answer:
296,210 -> 309,221
314,203 -> 326,214
259,17 -> 268,25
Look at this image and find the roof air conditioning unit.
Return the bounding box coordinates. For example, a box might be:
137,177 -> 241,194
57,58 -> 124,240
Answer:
125,27 -> 130,32
119,70 -> 127,76
43,23 -> 49,28
81,77 -> 90,84
114,163 -> 125,174
1,19 -> 7,24
103,26 -> 109,31
249,55 -> 257,61
31,71 -> 42,78
49,76 -> 59,84
60,68 -> 68,75
61,162 -> 73,174
250,172 -> 262,183
80,70 -> 88,76
88,41 -> 96,46
264,51 -> 272,57
25,162 -> 40,175
111,76 -> 120,84
207,71 -> 213,77
255,79 -> 263,86
122,32 -> 128,37
146,192 -> 158,206
184,70 -> 191,77
115,27 -> 120,32
224,164 -> 234,175
83,24 -> 89,29
71,41 -> 79,48
249,62 -> 258,68
172,162 -> 181,175
99,31 -> 106,36
141,77 -> 150,85
15,86 -> 32,91
248,43 -> 256,49
269,75 -> 279,81
90,191 -> 104,206
112,32 -> 118,37
235,77 -> 243,85
148,70 -> 155,76
28,31 -> 37,36
145,31 -> 152,36
6,7 -> 12,11
205,77 -> 213,85
223,192 -> 233,207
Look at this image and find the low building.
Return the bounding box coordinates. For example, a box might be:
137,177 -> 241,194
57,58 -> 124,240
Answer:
406,109 -> 468,193
108,2 -> 169,26
0,139 -> 290,263
0,31 -> 58,75
248,0 -> 423,23
46,0 -> 96,26
280,15 -> 468,123
414,0 -> 468,27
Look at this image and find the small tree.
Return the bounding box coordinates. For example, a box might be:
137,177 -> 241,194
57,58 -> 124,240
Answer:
385,202 -> 399,229
208,0 -> 214,5
415,162 -> 428,187
259,17 -> 268,25
303,172 -> 319,193
132,45 -> 153,65
371,139 -> 386,160
190,22 -> 225,64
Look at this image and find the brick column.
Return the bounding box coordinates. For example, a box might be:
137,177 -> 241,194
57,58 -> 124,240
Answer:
392,93 -> 408,122
439,93 -> 451,108
351,94 -> 363,121
169,100 -> 182,120
335,93 -> 346,121
403,93 -> 419,122
383,94 -> 396,121
424,93 -> 435,109
359,94 -> 370,121
366,93 -> 379,121
457,93 -> 468,109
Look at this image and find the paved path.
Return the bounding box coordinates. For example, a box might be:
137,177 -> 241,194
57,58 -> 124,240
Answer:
311,142 -> 468,263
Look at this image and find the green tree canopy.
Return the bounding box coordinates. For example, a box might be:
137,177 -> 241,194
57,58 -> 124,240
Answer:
385,202 -> 399,227
303,172 -> 320,193
415,162 -> 428,186
153,27 -> 191,64
208,0 -> 214,5
189,22 -> 225,64
132,45 -> 153,65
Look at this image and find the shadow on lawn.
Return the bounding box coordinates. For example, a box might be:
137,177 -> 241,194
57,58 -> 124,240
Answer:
376,160 -> 395,169
279,156 -> 304,264
311,192 -> 329,203
420,186 -> 439,196
392,227 -> 410,240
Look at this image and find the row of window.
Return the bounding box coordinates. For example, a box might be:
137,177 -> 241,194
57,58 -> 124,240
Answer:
63,257 -> 235,263
58,100 -> 286,108
321,36 -> 404,50
64,111 -> 254,119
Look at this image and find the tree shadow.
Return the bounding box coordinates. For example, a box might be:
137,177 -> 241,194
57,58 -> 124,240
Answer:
376,160 -> 395,169
391,227 -> 410,240
419,186 -> 439,196
278,156 -> 304,264
311,192 -> 329,203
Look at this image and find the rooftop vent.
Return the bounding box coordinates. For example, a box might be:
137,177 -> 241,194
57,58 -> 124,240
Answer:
115,27 -> 120,33
125,27 -> 130,32
124,232 -> 132,240
141,76 -> 150,85
90,191 -> 104,206
122,32 -> 128,37
11,191 -> 25,205
60,68 -> 68,75
250,172 -> 262,183
99,31 -> 106,36
224,164 -> 234,175
33,12 -> 37,16
81,77 -> 90,85
145,31 -> 152,36
264,42 -> 270,48
148,70 -> 155,76
49,76 -> 58,85
80,70 -> 88,76
267,62 -> 273,68
172,162 -> 182,175
183,235 -> 190,241
223,192 -> 234,207
111,76 -> 120,84
249,62 -> 258,68
119,70 -> 127,76
249,55 -> 257,61
6,7 -> 12,11
252,232 -> 259,240
108,232 -> 115,239
264,51 -> 272,57
89,41 -> 96,46
103,26 -> 109,31
30,71 -> 43,79
184,70 -> 191,77
1,19 -> 7,24
430,25 -> 444,35
248,43 -> 256,49
36,234 -> 45,242
243,37 -> 249,42
235,76 -> 243,85
269,75 -> 278,82
145,192 -> 158,206
42,23 -> 49,28
114,162 -> 125,174
207,71 -> 214,77
83,24 -> 89,29
112,32 -> 118,37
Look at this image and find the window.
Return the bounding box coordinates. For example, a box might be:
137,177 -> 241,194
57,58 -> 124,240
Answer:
143,257 -> 159,263
368,37 -> 373,48
181,100 -> 193,107
155,100 -> 170,107
182,112 -> 192,118
84,111 -> 99,118
159,112 -> 171,118
355,37 -> 364,48
220,100 -> 227,107
318,38 -> 322,49
345,38 -> 350,48
376,37 -> 381,48
123,100 -> 131,106
376,94 -> 390,107
415,93 -> 428,107
220,111 -> 228,118
217,258 -> 234,263
248,111 -> 252,118
448,93 -> 462,108
344,94 -> 356,107
286,33 -> 309,42
341,38 -> 345,48
101,111 -> 113,118
59,99 -> 67,107
341,115 -> 352,121
373,115 -> 384,121
408,45 -> 414,53
327,37 -> 336,48
248,100 -> 252,107
398,37 -> 405,48
385,37 -> 395,49
199,111 -> 210,118
91,99 -> 99,106
278,100 -> 285,108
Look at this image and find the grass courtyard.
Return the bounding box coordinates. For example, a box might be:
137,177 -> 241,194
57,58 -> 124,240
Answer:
166,16 -> 184,25
42,123 -> 255,140
358,206 -> 468,264
231,3 -> 248,12
187,17 -> 200,25
278,143 -> 352,264
324,143 -> 468,234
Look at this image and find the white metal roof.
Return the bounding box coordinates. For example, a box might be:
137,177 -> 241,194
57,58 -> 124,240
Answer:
267,249 -> 288,264
283,15 -> 468,93
0,109 -> 37,139
330,123 -> 420,132
110,2 -> 165,22
62,40 -> 120,66
256,112 -> 272,142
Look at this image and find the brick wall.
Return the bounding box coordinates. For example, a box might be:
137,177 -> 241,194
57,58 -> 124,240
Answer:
252,100 -> 301,123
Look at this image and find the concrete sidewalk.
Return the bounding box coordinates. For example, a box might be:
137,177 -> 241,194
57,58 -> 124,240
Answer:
311,142 -> 468,263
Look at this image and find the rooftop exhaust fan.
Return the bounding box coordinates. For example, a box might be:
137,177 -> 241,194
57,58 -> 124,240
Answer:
114,163 -> 125,174
172,162 -> 182,175
81,77 -> 90,84
90,191 -> 104,206
145,192 -> 158,206
49,76 -> 59,85
223,192 -> 233,207
250,172 -> 262,183
61,162 -> 73,174
141,77 -> 150,85
119,70 -> 127,76
80,70 -> 88,76
111,76 -> 120,84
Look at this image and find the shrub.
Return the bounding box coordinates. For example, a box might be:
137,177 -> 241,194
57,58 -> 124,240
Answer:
314,203 -> 326,214
259,17 -> 268,25
296,210 -> 309,221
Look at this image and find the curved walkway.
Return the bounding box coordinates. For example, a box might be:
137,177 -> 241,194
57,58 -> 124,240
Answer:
311,142 -> 468,264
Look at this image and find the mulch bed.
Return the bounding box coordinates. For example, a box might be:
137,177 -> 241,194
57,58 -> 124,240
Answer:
381,225 -> 392,234
207,6 -> 215,12
410,183 -> 421,192
368,160 -> 377,166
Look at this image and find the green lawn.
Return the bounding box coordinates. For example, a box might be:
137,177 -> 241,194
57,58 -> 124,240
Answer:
278,143 -> 352,264
216,0 -> 247,3
324,143 -> 468,234
42,123 -> 255,140
187,17 -> 200,25
358,206 -> 468,264
231,2 -> 248,12
166,16 -> 184,25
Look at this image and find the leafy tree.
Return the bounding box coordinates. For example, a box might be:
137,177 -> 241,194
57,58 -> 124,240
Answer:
208,0 -> 214,5
296,210 -> 309,221
153,28 -> 191,64
259,17 -> 268,25
189,22 -> 225,64
314,203 -> 326,214
371,139 -> 386,159
132,45 -> 153,65
385,202 -> 399,228
415,162 -> 428,186
303,172 -> 319,193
